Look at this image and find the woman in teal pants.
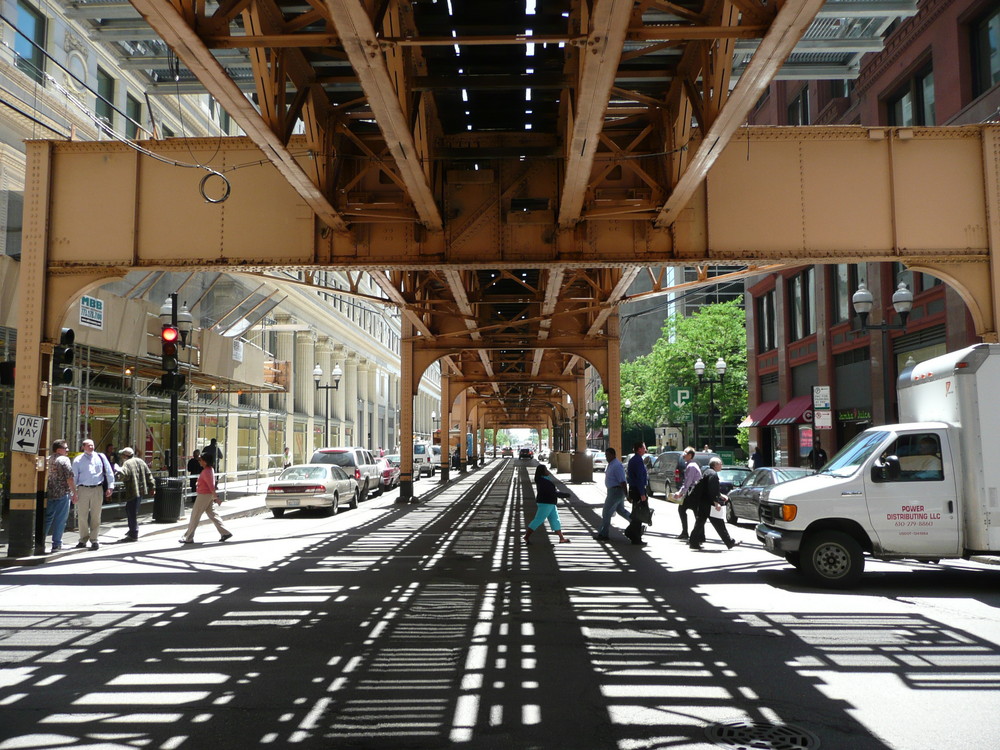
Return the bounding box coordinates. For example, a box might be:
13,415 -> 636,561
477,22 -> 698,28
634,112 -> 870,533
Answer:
524,465 -> 571,544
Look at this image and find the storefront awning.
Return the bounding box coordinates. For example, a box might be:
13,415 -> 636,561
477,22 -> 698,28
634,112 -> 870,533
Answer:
738,400 -> 781,428
768,395 -> 815,426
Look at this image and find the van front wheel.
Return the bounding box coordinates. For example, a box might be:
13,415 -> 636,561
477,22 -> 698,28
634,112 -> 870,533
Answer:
801,531 -> 864,588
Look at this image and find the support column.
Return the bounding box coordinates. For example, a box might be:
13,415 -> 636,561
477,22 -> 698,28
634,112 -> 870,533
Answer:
332,346 -> 346,446
398,319 -> 415,502
574,370 -> 588,453
439,373 -> 450,482
457,389 -> 468,474
7,142 -> 51,557
344,355 -> 358,446
606,311 -> 623,454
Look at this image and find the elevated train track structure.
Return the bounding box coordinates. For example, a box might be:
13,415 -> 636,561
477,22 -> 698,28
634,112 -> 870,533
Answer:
7,0 -> 1000,553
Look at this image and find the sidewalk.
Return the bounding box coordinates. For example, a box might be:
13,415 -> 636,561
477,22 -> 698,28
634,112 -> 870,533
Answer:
0,479 -> 272,567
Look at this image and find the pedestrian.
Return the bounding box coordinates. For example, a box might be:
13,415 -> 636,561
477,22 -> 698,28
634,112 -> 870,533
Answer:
44,439 -> 76,553
596,447 -> 630,541
749,445 -> 766,469
116,447 -> 154,542
807,444 -> 828,470
179,454 -> 232,545
105,443 -> 120,473
624,442 -> 650,546
688,457 -> 739,551
71,439 -> 115,550
201,438 -> 222,467
672,446 -> 702,541
282,446 -> 292,469
524,464 -> 571,544
187,450 -> 202,495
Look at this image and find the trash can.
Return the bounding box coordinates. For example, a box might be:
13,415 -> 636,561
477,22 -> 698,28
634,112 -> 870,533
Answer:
153,477 -> 185,523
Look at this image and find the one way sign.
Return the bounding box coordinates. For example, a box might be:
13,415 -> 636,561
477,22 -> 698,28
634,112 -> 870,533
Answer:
11,413 -> 44,454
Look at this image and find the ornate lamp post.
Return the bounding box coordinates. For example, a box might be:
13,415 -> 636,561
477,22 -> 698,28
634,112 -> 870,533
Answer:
694,356 -> 727,450
313,362 -> 343,446
852,281 -> 912,422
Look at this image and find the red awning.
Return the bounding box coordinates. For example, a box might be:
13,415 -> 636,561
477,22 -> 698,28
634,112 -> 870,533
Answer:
738,400 -> 781,428
768,395 -> 815,426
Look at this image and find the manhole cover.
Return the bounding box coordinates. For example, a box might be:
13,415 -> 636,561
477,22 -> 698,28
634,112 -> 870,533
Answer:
705,720 -> 821,750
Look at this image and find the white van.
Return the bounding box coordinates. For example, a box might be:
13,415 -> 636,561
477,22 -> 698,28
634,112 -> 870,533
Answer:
757,344 -> 1000,588
413,441 -> 435,477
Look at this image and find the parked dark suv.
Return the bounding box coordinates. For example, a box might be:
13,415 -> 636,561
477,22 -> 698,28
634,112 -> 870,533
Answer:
309,447 -> 381,501
647,451 -> 719,497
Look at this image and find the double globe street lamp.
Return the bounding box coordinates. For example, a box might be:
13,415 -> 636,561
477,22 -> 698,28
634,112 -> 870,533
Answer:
313,363 -> 343,447
852,281 -> 913,422
694,356 -> 727,450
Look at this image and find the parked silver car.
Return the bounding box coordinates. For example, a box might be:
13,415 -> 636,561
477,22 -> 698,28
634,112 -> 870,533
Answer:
310,446 -> 381,501
727,466 -> 814,524
266,464 -> 359,518
647,451 -> 719,497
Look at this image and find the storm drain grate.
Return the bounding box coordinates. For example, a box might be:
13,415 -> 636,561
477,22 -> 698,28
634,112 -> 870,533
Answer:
705,720 -> 821,750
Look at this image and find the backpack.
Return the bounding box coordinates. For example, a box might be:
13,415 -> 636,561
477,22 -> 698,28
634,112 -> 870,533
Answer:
684,474 -> 708,510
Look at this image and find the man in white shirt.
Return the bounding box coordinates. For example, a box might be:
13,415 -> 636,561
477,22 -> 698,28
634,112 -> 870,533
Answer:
71,439 -> 115,550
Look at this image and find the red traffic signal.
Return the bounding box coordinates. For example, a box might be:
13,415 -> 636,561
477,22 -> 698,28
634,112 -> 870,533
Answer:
161,326 -> 180,344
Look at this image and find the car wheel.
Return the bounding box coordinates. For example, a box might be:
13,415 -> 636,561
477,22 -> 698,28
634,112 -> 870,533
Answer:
325,493 -> 339,517
271,508 -> 285,518
726,502 -> 737,525
801,530 -> 864,588
350,489 -> 359,509
646,484 -> 655,498
360,481 -> 369,502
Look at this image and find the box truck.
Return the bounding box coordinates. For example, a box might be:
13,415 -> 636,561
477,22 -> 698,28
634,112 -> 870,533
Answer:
757,343 -> 1000,587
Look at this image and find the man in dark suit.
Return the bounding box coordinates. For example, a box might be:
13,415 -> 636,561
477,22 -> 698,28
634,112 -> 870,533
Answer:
688,457 -> 739,551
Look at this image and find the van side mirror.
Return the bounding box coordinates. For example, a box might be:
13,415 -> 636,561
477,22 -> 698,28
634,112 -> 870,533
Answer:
872,455 -> 901,482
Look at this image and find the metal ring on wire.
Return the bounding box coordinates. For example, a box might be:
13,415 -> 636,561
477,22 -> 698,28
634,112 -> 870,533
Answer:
199,170 -> 231,204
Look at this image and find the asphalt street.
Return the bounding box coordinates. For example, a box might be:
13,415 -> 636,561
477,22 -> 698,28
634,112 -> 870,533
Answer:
2,459 -> 1000,750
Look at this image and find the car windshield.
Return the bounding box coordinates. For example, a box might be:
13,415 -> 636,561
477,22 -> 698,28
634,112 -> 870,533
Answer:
821,431 -> 890,477
719,469 -> 749,483
280,466 -> 327,481
310,451 -> 353,467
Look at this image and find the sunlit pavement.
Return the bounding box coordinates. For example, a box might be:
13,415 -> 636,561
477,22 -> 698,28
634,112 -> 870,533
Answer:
1,460 -> 1000,750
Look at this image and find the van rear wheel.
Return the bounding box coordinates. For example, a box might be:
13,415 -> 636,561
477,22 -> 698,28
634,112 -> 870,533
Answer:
801,531 -> 864,588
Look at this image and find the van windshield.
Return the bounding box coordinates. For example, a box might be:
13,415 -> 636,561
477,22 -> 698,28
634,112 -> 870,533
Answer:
821,431 -> 889,478
414,444 -> 428,455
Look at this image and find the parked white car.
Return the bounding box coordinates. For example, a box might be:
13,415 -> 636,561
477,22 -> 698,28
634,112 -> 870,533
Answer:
588,448 -> 608,471
266,464 -> 359,518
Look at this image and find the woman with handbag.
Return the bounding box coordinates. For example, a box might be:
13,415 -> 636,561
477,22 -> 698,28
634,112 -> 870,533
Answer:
524,464 -> 571,544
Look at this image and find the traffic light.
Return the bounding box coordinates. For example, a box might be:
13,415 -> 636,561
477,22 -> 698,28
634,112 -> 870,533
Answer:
161,325 -> 180,372
52,328 -> 75,385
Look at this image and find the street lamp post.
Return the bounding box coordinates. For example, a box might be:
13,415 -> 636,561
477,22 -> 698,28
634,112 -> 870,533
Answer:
852,281 -> 912,423
159,294 -> 194,478
313,363 -> 343,446
694,356 -> 727,451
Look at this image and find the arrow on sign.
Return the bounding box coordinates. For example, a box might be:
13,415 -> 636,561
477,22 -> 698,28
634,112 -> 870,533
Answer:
672,388 -> 692,408
16,438 -> 35,450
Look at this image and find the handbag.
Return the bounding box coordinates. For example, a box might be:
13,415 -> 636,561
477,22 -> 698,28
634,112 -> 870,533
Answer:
634,500 -> 654,525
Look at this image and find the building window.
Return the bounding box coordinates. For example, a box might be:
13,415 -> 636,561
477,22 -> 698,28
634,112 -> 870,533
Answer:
887,65 -> 934,125
787,87 -> 810,125
973,6 -> 1000,97
14,1 -> 46,84
830,264 -> 866,324
830,79 -> 853,99
125,93 -> 142,139
789,268 -> 816,341
96,68 -> 115,128
757,290 -> 776,353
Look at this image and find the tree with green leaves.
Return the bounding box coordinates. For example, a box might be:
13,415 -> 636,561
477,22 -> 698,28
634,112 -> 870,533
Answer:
620,298 -> 748,451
